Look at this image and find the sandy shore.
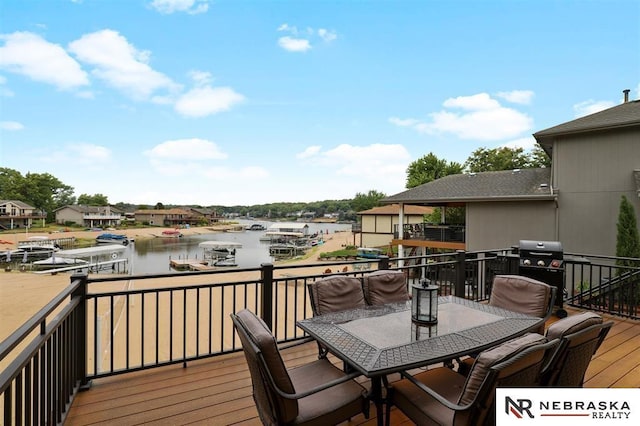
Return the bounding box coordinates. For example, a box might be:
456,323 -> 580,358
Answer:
0,226 -> 355,342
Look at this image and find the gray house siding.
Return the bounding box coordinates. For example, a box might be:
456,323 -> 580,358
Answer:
466,201 -> 557,251
552,127 -> 640,255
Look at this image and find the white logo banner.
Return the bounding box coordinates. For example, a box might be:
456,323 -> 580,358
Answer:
496,388 -> 639,425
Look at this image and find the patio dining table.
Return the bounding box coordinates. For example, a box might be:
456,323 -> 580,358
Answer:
296,295 -> 545,425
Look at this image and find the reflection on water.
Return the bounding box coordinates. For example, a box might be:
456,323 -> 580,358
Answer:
124,222 -> 352,275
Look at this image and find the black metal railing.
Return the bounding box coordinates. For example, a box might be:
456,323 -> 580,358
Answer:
2,249 -> 638,424
394,223 -> 466,243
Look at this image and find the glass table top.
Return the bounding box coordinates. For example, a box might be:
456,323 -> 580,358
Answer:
297,296 -> 543,376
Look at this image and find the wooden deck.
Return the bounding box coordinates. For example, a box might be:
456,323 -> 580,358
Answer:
65,309 -> 640,425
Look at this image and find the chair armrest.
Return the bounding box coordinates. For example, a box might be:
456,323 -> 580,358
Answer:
544,286 -> 557,321
398,371 -> 476,412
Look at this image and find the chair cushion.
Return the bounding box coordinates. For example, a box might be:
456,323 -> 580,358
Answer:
236,309 -> 298,423
391,367 -> 466,425
362,270 -> 410,305
289,359 -> 366,426
546,312 -> 603,341
459,333 -> 546,405
309,276 -> 366,315
490,275 -> 551,317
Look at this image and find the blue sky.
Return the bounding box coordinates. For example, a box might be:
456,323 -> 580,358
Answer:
1,0 -> 638,206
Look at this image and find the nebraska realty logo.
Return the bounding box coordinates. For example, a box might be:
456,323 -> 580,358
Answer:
496,388 -> 638,425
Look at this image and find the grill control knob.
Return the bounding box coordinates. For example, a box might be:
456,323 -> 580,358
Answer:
523,259 -> 531,266
551,260 -> 560,268
537,260 -> 545,267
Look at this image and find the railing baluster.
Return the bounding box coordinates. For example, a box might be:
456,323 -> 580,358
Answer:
169,290 -> 174,362
183,287 -> 187,366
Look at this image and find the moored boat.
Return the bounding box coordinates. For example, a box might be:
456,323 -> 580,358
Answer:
198,241 -> 242,266
245,223 -> 267,231
356,247 -> 384,259
161,229 -> 183,238
33,256 -> 89,268
96,233 -> 129,245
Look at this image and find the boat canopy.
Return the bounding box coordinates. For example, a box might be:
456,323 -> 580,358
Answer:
198,241 -> 243,250
33,257 -> 89,265
56,244 -> 127,259
264,231 -> 304,238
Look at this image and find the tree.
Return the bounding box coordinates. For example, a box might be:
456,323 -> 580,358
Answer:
351,190 -> 386,212
77,193 -> 109,206
155,202 -> 165,210
0,167 -> 25,200
615,195 -> 640,269
529,145 -> 551,168
406,153 -> 463,189
22,172 -> 75,221
464,147 -> 531,172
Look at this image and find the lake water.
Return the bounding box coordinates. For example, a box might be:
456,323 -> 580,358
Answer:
123,221 -> 352,275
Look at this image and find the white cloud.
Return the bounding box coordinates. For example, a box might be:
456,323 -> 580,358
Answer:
296,146 -> 322,159
189,70 -> 213,86
300,143 -> 411,196
38,143 -> 111,167
389,92 -> 533,141
145,138 -> 228,176
174,86 -> 244,117
69,143 -> 112,164
0,121 -> 24,131
388,117 -> 420,127
278,36 -> 312,52
443,93 -> 501,110
0,32 -> 89,90
68,29 -> 179,100
573,99 -> 616,118
496,90 -> 535,105
318,29 -> 337,42
0,75 -> 13,97
277,23 -> 336,52
149,0 -> 209,15
144,139 -> 271,184
277,23 -> 297,34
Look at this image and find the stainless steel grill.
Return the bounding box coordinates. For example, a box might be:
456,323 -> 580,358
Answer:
518,240 -> 566,317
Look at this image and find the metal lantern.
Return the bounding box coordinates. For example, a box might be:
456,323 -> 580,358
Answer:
411,279 -> 439,324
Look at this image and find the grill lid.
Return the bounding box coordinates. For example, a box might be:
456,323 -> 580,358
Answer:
519,240 -> 563,255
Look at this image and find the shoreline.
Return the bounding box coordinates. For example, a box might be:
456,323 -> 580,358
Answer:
0,226 -> 356,342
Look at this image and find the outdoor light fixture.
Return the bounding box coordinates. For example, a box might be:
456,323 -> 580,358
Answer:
411,279 -> 439,324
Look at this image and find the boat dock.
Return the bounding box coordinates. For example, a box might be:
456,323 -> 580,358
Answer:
169,259 -> 215,271
17,236 -> 76,249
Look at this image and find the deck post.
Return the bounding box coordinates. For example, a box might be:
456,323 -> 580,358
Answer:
260,263 -> 274,330
378,255 -> 390,271
454,250 -> 466,297
71,273 -> 91,389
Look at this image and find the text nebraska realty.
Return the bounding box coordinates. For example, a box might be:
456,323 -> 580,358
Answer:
510,397 -> 632,419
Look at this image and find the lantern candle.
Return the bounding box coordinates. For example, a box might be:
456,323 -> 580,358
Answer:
411,279 -> 439,324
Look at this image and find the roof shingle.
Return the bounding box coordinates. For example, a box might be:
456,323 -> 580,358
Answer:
382,168 -> 554,204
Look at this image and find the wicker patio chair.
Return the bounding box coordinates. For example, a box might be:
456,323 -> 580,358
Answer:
541,311 -> 613,387
488,275 -> 556,333
387,333 -> 559,426
457,274 -> 556,374
362,270 -> 410,305
231,309 -> 369,426
307,275 -> 366,359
